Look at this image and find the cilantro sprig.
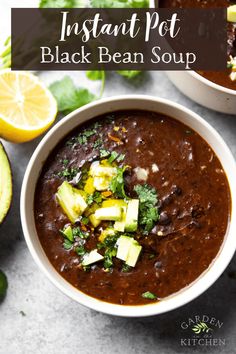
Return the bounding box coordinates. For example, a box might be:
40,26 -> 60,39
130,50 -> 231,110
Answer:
109,166 -> 129,199
134,184 -> 159,234
49,76 -> 96,114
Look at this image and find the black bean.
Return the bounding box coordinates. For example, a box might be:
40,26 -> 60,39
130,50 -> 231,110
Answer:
159,211 -> 171,225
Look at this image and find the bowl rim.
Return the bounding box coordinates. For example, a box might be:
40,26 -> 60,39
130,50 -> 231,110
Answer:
20,94 -> 236,317
188,70 -> 236,96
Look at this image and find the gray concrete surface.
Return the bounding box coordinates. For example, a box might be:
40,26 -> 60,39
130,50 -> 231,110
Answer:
0,71 -> 236,354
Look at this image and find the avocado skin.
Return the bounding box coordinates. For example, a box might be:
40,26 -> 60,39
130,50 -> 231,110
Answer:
0,270 -> 8,297
0,141 -> 13,225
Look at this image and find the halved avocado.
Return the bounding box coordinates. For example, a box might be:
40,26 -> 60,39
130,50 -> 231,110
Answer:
0,142 -> 12,224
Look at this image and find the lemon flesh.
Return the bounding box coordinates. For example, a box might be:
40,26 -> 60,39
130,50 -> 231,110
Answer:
0,70 -> 57,143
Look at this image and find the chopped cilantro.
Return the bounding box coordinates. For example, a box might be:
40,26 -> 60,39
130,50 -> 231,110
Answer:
134,184 -> 159,234
87,191 -> 102,205
93,138 -> 103,149
117,153 -> 125,162
58,167 -> 79,180
108,151 -> 119,164
122,264 -> 132,272
97,234 -> 118,249
75,246 -> 86,256
142,291 -> 158,300
104,248 -> 117,269
73,226 -> 89,239
62,159 -> 69,166
109,166 -> 128,199
93,191 -> 103,204
81,216 -> 89,225
77,135 -> 87,145
148,254 -> 155,260
63,239 -> 73,250
100,149 -> 110,158
86,194 -> 94,205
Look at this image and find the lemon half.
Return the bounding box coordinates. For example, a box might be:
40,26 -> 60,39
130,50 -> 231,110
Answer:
0,70 -> 57,143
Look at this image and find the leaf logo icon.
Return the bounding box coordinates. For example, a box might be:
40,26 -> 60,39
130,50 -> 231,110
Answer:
192,322 -> 212,334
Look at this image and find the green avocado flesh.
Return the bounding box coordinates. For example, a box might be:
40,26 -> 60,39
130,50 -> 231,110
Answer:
0,142 -> 12,224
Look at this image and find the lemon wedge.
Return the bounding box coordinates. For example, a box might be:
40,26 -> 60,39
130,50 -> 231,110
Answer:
0,70 -> 57,143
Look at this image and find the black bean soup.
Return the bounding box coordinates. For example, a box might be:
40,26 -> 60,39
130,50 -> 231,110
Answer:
34,111 -> 231,305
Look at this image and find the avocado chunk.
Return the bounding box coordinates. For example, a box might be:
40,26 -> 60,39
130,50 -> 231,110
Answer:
89,214 -> 101,228
125,199 -> 139,232
61,225 -> 73,242
227,5 -> 236,22
126,240 -> 142,267
95,206 -> 122,221
0,142 -> 12,224
82,249 -> 104,266
56,181 -> 88,223
116,236 -> 133,261
90,163 -> 117,178
102,199 -> 127,208
114,206 -> 127,232
116,235 -> 142,267
90,162 -> 117,191
93,176 -> 110,191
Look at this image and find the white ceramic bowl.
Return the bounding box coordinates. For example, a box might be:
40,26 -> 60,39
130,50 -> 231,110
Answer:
21,95 -> 236,317
166,71 -> 236,115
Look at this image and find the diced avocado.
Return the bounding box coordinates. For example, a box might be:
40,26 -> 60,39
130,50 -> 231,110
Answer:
126,240 -> 142,267
84,177 -> 95,194
89,214 -> 101,228
93,176 -> 110,191
102,199 -> 127,208
114,206 -> 127,232
116,236 -> 142,267
56,181 -> 88,223
0,142 -> 12,224
61,225 -> 73,242
91,164 -> 117,177
82,249 -> 104,266
125,199 -> 139,232
116,236 -> 133,261
227,5 -> 236,22
99,228 -> 115,242
95,206 -> 122,221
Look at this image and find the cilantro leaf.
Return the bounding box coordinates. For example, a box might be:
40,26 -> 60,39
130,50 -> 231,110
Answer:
63,239 -> 73,250
142,291 -> 158,300
90,0 -> 149,7
86,70 -> 103,80
39,0 -> 86,8
49,76 -> 96,114
116,70 -> 141,79
57,167 -> 79,180
134,184 -> 159,234
108,151 -> 119,164
75,246 -> 86,256
109,166 -> 128,198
